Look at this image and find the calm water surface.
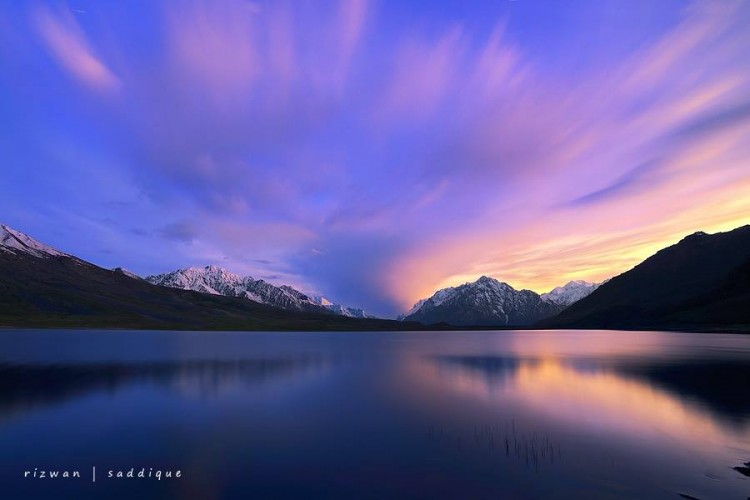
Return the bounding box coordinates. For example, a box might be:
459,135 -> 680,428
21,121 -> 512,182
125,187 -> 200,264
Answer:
0,329 -> 749,499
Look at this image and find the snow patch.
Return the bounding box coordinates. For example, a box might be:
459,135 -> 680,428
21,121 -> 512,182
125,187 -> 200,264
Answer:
541,280 -> 600,307
0,224 -> 68,258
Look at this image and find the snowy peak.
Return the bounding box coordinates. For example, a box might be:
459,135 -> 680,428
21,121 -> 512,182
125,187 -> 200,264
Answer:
0,224 -> 68,258
401,275 -> 561,326
475,275 -> 516,293
541,280 -> 600,307
405,276 -> 514,311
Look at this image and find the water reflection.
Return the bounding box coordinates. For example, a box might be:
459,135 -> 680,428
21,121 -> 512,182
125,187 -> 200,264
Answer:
421,355 -> 750,464
0,330 -> 749,499
0,357 -> 327,421
620,361 -> 750,418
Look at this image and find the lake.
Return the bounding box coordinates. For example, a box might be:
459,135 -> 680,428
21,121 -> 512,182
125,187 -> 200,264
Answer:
0,329 -> 748,499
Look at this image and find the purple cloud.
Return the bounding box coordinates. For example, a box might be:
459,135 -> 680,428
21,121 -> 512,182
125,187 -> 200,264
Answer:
1,0 -> 749,317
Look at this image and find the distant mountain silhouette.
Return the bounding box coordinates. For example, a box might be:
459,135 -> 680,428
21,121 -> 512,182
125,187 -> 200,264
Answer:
539,225 -> 750,331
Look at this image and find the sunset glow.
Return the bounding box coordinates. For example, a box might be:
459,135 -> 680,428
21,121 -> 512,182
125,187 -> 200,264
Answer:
1,0 -> 749,316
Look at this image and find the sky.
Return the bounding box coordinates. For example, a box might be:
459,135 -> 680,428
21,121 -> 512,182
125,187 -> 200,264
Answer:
1,0 -> 749,317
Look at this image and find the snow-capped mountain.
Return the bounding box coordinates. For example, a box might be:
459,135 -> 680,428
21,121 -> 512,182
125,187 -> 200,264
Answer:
310,296 -> 375,319
401,276 -> 565,326
1,224 -> 70,258
145,266 -> 328,313
148,266 -> 252,297
541,280 -> 601,307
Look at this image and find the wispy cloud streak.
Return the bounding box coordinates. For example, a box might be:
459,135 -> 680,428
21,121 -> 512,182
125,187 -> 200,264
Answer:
0,0 -> 748,316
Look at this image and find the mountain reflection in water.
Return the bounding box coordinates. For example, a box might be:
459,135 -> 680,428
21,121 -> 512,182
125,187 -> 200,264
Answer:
425,355 -> 750,442
0,357 -> 327,421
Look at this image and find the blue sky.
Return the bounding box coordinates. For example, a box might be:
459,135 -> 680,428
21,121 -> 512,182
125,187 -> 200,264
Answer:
1,0 -> 749,316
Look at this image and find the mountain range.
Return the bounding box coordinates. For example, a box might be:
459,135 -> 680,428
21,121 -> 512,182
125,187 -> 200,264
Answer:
145,266 -> 375,318
400,276 -> 599,326
0,225 -> 410,331
1,223 -> 748,332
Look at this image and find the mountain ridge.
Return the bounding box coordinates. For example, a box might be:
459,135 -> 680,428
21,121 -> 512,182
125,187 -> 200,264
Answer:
145,266 -> 375,318
539,225 -> 750,330
1,223 -> 748,332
